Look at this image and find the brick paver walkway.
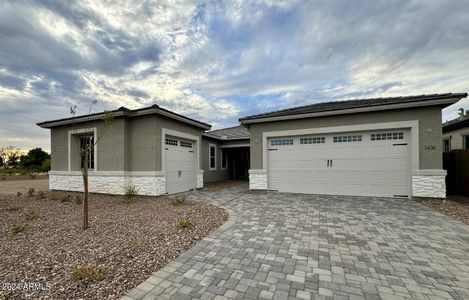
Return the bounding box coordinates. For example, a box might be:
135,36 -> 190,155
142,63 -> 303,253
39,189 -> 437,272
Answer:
122,184 -> 469,300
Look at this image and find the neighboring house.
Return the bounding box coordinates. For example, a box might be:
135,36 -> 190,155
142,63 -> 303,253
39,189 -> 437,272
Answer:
38,92 -> 467,199
240,93 -> 467,199
442,113 -> 469,152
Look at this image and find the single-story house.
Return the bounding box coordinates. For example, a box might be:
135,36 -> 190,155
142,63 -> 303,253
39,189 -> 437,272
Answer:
442,112 -> 469,152
37,105 -> 250,196
38,92 -> 467,199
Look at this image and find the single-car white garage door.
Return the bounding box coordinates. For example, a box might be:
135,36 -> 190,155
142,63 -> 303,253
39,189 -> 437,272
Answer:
164,136 -> 196,194
267,130 -> 409,197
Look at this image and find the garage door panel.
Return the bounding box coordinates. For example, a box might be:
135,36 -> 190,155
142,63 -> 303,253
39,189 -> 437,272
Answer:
267,130 -> 409,197
165,138 -> 196,194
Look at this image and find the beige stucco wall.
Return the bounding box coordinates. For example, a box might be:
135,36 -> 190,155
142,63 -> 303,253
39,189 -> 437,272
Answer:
201,137 -> 231,183
443,127 -> 469,150
248,106 -> 444,170
50,119 -> 127,171
218,139 -> 250,147
50,115 -> 205,172
128,115 -> 157,171
50,126 -> 68,171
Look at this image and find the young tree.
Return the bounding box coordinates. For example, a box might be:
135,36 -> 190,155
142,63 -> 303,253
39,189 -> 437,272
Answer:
0,146 -> 21,169
70,100 -> 114,230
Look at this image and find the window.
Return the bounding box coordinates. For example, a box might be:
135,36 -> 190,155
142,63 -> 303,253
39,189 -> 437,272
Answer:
209,144 -> 216,170
180,141 -> 192,148
443,138 -> 451,153
270,139 -> 294,146
333,135 -> 362,143
464,135 -> 469,150
300,137 -> 325,144
79,136 -> 94,170
165,138 -> 178,146
371,132 -> 404,141
221,149 -> 228,169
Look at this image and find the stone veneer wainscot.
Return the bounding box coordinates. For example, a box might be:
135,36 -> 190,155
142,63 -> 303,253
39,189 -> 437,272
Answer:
49,171 -> 203,196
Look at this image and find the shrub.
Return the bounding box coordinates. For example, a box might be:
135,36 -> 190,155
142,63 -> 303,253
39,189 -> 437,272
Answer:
133,239 -> 145,248
61,195 -> 71,203
36,190 -> 46,200
178,217 -> 193,228
24,211 -> 39,221
75,195 -> 82,204
11,224 -> 26,235
29,170 -> 38,179
71,266 -> 107,282
49,192 -> 58,201
41,159 -> 51,172
196,202 -> 204,214
124,185 -> 138,203
27,187 -> 35,197
16,192 -> 22,197
171,195 -> 188,206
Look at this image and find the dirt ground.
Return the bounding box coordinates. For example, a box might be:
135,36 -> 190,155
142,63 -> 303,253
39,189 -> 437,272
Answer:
0,191 -> 228,299
417,195 -> 469,225
0,177 -> 49,195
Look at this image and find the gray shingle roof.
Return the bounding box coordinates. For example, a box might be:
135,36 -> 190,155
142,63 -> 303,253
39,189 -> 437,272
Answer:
37,104 -> 211,129
204,126 -> 250,140
443,115 -> 469,132
240,93 -> 467,122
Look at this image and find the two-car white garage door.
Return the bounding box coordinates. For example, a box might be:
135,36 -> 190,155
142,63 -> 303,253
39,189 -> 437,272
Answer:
267,130 -> 409,197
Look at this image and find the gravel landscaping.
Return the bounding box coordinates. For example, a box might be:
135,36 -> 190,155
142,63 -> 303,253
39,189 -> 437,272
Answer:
418,195 -> 469,225
0,177 -> 49,195
0,190 -> 228,299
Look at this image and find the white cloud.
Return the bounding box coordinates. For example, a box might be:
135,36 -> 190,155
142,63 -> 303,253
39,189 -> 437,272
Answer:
0,0 -> 469,150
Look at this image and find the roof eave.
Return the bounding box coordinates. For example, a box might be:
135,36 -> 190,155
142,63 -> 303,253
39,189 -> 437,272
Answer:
240,97 -> 463,125
202,133 -> 250,141
443,119 -> 469,133
38,107 -> 211,130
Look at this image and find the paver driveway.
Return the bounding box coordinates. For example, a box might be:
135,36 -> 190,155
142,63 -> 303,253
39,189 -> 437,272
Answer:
123,184 -> 469,300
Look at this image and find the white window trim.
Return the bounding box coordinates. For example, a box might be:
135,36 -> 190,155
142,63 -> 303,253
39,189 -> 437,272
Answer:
442,137 -> 451,152
79,135 -> 95,170
68,128 -> 98,172
463,134 -> 469,150
221,149 -> 228,170
209,144 -> 217,171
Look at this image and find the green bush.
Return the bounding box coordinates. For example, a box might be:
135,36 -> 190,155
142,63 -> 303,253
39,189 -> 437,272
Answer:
71,266 -> 107,281
29,170 -> 38,179
27,187 -> 35,197
75,195 -> 82,204
24,211 -> 39,221
171,195 -> 188,206
36,190 -> 46,200
11,224 -> 26,235
178,217 -> 193,228
49,192 -> 58,201
61,195 -> 71,203
16,192 -> 22,197
196,202 -> 204,214
124,185 -> 138,203
41,159 -> 51,172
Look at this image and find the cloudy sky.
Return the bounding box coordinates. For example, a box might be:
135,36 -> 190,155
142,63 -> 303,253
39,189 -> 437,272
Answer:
1,0 -> 469,151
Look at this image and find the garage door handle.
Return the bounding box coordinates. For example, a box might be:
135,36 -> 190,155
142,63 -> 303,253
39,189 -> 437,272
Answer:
327,159 -> 330,167
330,159 -> 332,167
